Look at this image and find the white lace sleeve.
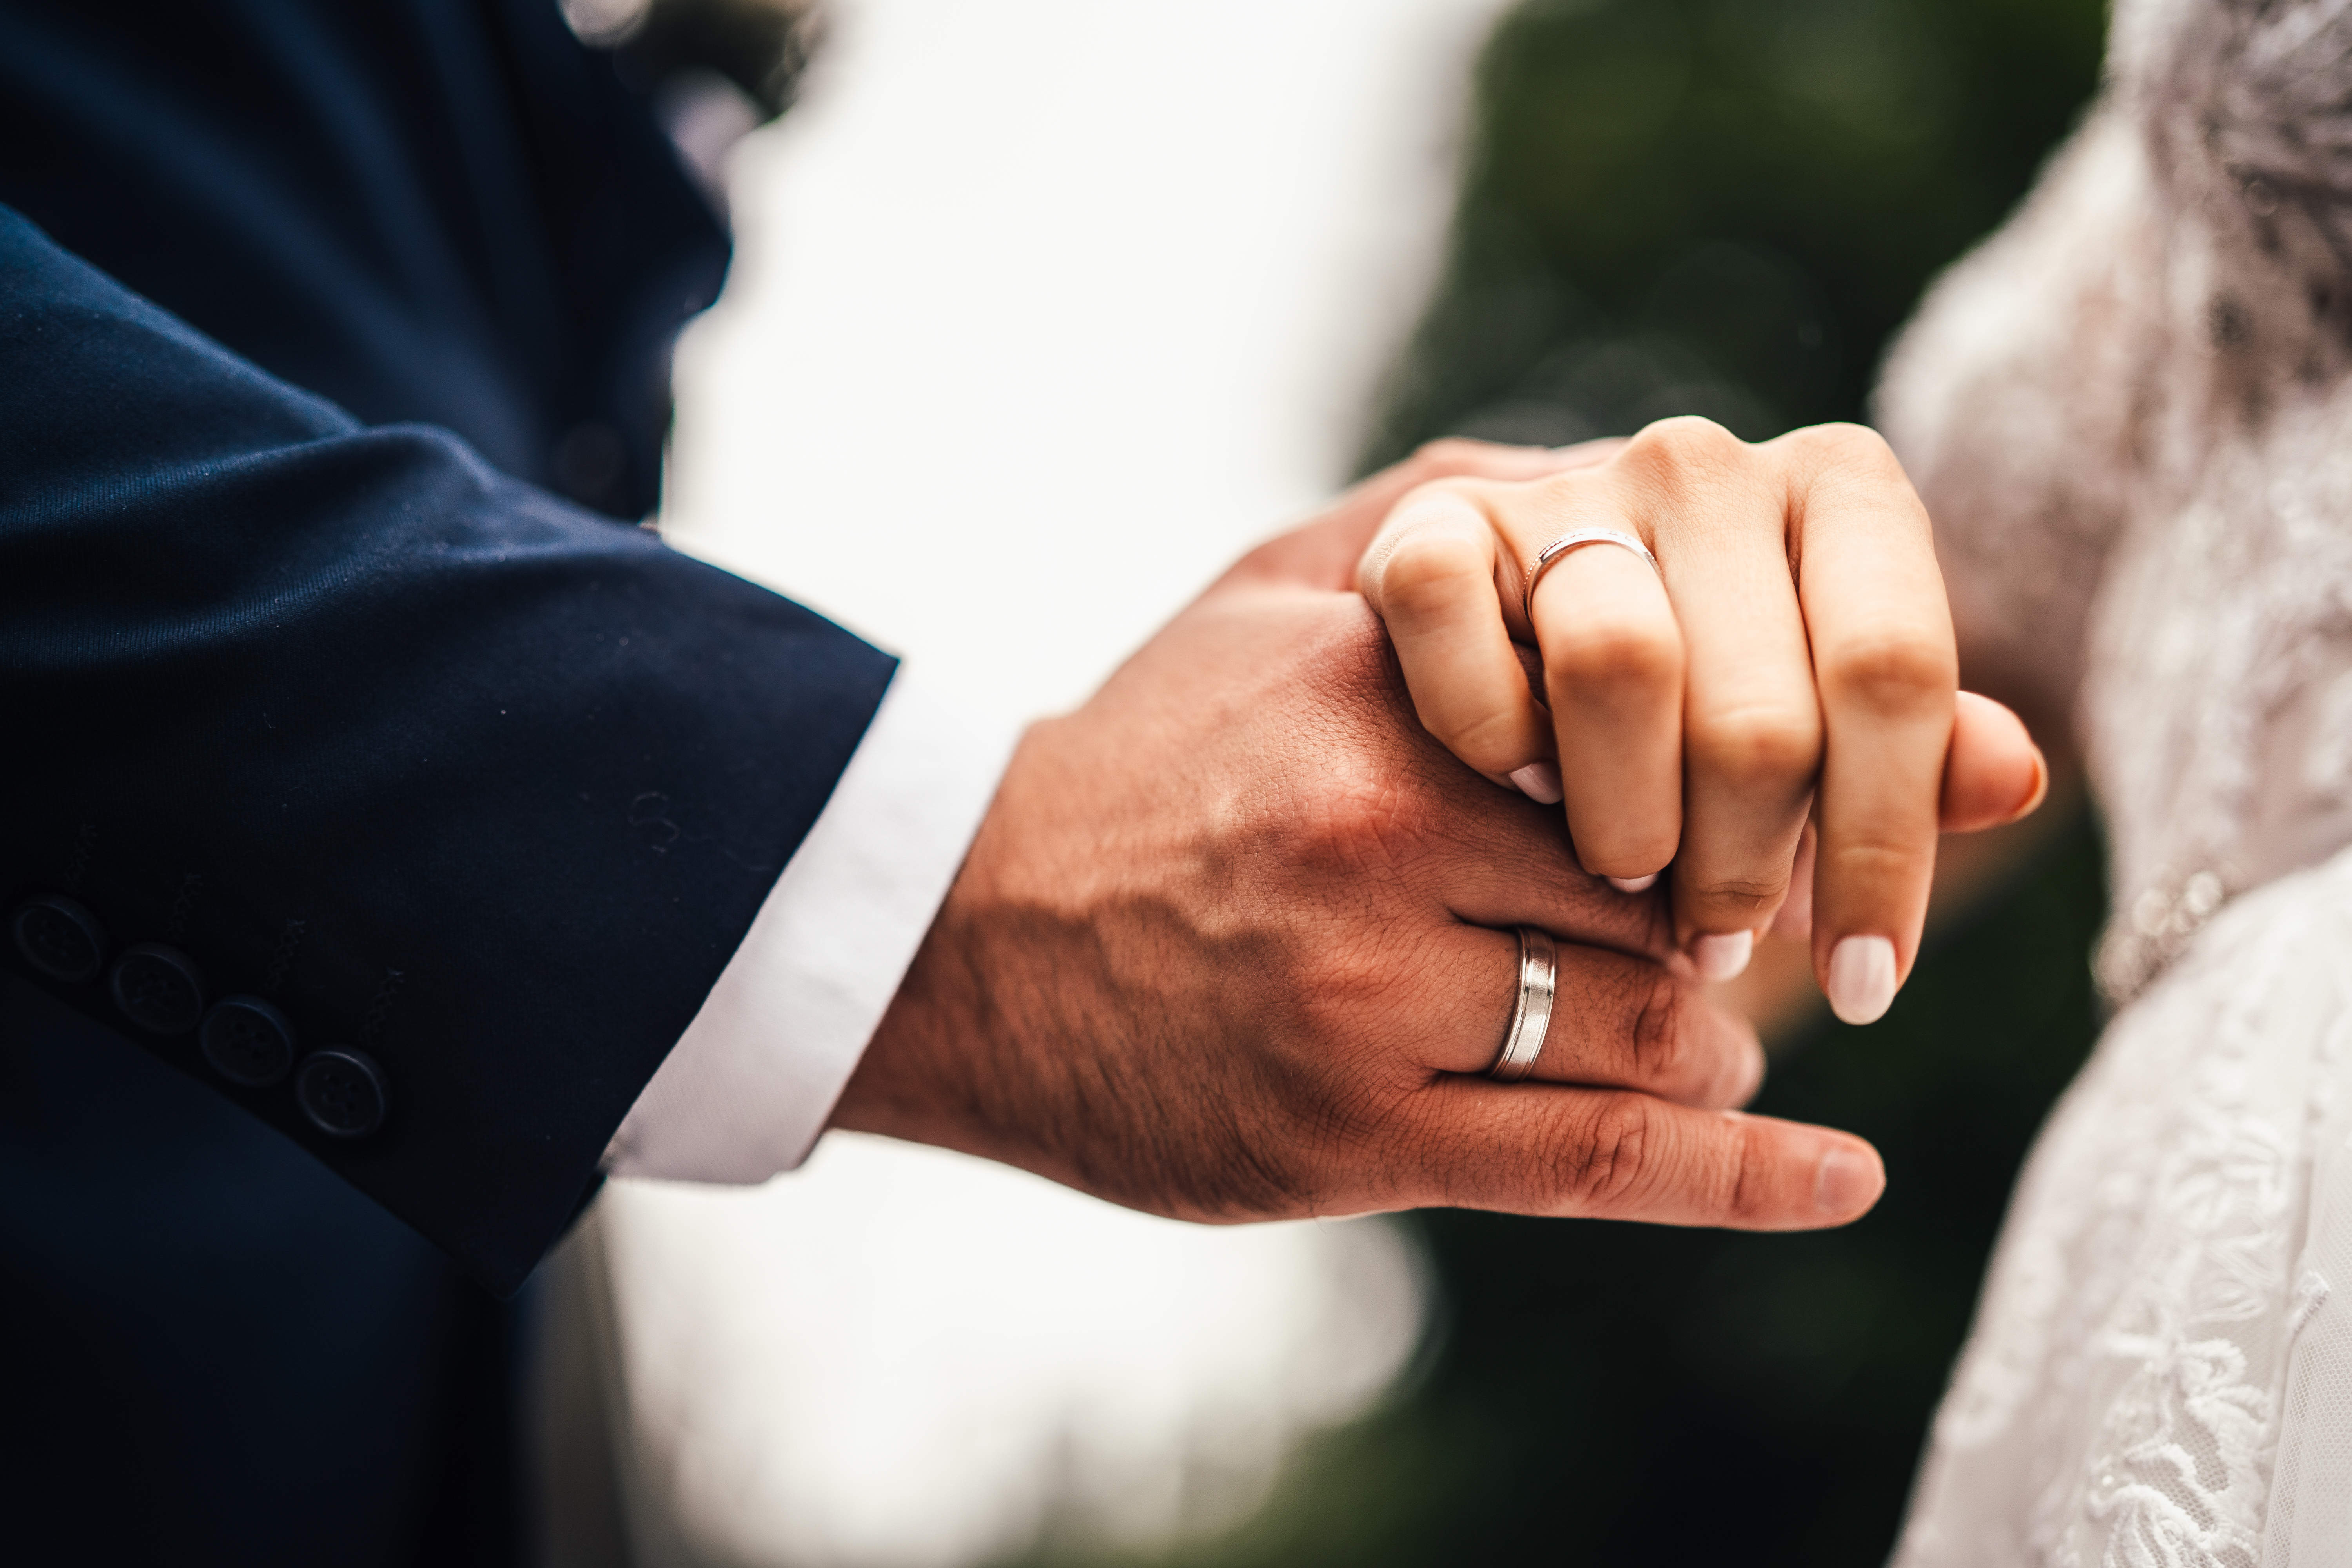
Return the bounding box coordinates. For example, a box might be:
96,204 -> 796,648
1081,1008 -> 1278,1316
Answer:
1872,109 -> 2165,728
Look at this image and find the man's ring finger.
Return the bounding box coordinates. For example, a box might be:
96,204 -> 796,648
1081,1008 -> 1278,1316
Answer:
1489,925 -> 1557,1081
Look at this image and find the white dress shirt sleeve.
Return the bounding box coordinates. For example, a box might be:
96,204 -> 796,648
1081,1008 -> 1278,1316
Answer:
602,662 -> 1021,1185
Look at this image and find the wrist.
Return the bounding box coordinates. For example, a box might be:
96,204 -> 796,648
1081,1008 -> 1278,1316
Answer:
829,722 -> 1047,1168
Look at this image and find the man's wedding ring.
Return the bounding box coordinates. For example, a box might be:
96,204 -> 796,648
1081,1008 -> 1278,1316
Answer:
1489,925 -> 1557,1082
1521,528 -> 1661,627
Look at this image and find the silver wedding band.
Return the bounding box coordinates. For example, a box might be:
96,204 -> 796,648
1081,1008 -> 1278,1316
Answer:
1489,925 -> 1557,1082
1521,528 -> 1661,627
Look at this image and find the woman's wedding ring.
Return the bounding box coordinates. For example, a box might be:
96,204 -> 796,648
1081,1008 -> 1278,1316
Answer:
1521,528 -> 1661,627
1489,925 -> 1557,1081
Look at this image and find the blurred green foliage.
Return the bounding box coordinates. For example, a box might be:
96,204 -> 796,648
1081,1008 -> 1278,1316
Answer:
1010,0 -> 2112,1562
1366,0 -> 2107,458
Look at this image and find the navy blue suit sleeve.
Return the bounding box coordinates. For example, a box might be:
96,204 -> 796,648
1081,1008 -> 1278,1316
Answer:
0,205 -> 897,1294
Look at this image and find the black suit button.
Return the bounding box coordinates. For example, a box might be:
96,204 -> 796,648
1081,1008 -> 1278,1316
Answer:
11,895 -> 106,984
295,1048 -> 388,1139
199,996 -> 298,1087
109,943 -> 207,1035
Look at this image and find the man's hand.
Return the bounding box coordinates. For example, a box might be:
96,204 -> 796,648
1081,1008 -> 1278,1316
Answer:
833,444 -> 1887,1230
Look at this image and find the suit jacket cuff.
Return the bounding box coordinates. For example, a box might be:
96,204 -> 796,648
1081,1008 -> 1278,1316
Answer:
603,662 -> 1019,1183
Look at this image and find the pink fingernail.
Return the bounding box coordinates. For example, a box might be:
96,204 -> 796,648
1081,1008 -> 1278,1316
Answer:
1814,1147 -> 1880,1216
1509,761 -> 1564,804
1607,873 -> 1658,893
1826,935 -> 1898,1024
1691,929 -> 1753,982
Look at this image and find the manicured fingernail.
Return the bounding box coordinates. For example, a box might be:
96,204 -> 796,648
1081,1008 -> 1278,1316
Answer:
1607,873 -> 1658,893
1509,761 -> 1564,804
1691,929 -> 1753,982
2011,745 -> 2051,821
1814,1146 -> 1880,1217
1826,935 -> 1898,1024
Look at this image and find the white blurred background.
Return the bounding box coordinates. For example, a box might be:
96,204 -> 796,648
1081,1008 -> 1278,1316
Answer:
578,2 -> 1511,1563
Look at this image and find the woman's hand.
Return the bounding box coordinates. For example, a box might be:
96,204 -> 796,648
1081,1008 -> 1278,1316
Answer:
1355,418 -> 2046,1024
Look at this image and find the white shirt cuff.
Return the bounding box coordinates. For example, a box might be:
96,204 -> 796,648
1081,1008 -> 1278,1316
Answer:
602,662 -> 1020,1184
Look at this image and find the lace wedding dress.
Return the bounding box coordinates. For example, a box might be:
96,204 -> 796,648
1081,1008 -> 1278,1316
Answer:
1878,2 -> 2352,1561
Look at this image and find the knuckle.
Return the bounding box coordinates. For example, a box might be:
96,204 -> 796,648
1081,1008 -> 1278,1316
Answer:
1818,629 -> 1958,718
1280,759 -> 1437,878
1685,874 -> 1787,917
1547,614 -> 1681,691
1824,834 -> 1930,888
1553,1094 -> 1652,1209
1377,528 -> 1491,617
1785,419 -> 1899,475
1291,940 -> 1397,1040
1412,437 -> 1487,474
1686,702 -> 1822,789
1620,416 -> 1747,485
1628,970 -> 1692,1084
